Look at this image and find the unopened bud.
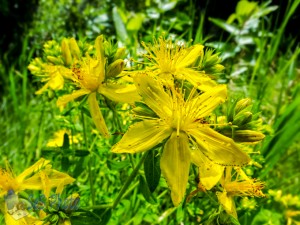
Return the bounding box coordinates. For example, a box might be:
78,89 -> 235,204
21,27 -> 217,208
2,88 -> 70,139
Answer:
231,130 -> 265,142
235,98 -> 252,115
47,56 -> 64,65
113,47 -> 126,60
106,59 -> 125,78
213,64 -> 225,73
233,111 -> 252,126
61,39 -> 72,66
69,38 -> 81,60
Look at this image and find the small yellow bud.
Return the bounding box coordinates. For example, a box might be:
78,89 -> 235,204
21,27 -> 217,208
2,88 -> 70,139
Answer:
69,38 -> 81,60
213,64 -> 225,73
113,47 -> 126,60
47,56 -> 64,65
61,39 -> 72,66
235,98 -> 252,114
27,64 -> 40,72
106,59 -> 125,78
233,111 -> 252,126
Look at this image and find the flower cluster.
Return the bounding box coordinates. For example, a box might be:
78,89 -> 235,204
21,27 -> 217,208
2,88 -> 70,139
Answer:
0,159 -> 76,224
27,35 -> 266,221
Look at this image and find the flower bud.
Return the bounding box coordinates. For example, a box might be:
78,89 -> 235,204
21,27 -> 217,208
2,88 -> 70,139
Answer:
113,47 -> 126,60
235,98 -> 252,115
47,56 -> 64,65
233,111 -> 252,126
232,130 -> 265,142
106,59 -> 125,78
61,39 -> 72,66
69,38 -> 81,60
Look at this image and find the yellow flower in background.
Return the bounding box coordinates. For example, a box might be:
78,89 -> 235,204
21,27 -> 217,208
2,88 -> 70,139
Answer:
28,59 -> 70,95
0,158 -> 75,198
0,159 -> 74,225
141,37 -> 217,91
112,74 -> 250,206
57,35 -> 140,138
217,167 -> 265,218
46,130 -> 81,147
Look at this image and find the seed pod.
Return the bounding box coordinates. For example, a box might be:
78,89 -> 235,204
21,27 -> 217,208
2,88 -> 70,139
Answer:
233,111 -> 253,126
235,98 -> 252,115
106,59 -> 125,78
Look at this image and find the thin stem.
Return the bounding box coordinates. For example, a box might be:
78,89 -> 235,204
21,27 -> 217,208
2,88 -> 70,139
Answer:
81,110 -> 95,205
112,151 -> 149,209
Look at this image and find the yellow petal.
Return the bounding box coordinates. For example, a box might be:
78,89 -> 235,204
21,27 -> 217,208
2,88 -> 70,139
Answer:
191,149 -> 224,190
188,127 -> 250,166
216,191 -> 237,218
177,44 -> 204,68
57,89 -> 91,107
179,69 -> 217,92
133,73 -> 172,119
48,70 -> 64,90
160,132 -> 191,206
112,120 -> 172,153
187,85 -> 227,119
87,92 -> 110,138
21,168 -> 75,195
35,82 -> 50,95
99,83 -> 141,104
16,158 -> 50,184
94,35 -> 105,83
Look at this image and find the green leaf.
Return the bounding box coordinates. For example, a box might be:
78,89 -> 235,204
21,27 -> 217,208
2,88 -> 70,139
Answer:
62,133 -> 70,150
127,13 -> 145,31
144,150 -> 161,193
251,209 -> 283,225
70,210 -> 101,225
138,175 -> 156,204
99,208 -> 112,225
209,18 -> 240,35
107,159 -> 130,170
112,6 -> 129,44
75,150 -> 90,157
73,158 -> 85,177
61,156 -> 69,172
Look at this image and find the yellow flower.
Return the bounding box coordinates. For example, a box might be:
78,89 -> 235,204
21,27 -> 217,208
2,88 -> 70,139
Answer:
141,37 -> 217,91
191,149 -> 225,191
0,158 -> 75,198
112,74 -> 250,206
0,159 -> 74,225
217,167 -> 265,218
57,35 -> 140,138
28,59 -> 69,95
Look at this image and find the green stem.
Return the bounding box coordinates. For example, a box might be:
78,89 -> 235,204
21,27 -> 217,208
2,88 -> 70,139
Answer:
112,151 -> 149,209
81,110 -> 95,205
